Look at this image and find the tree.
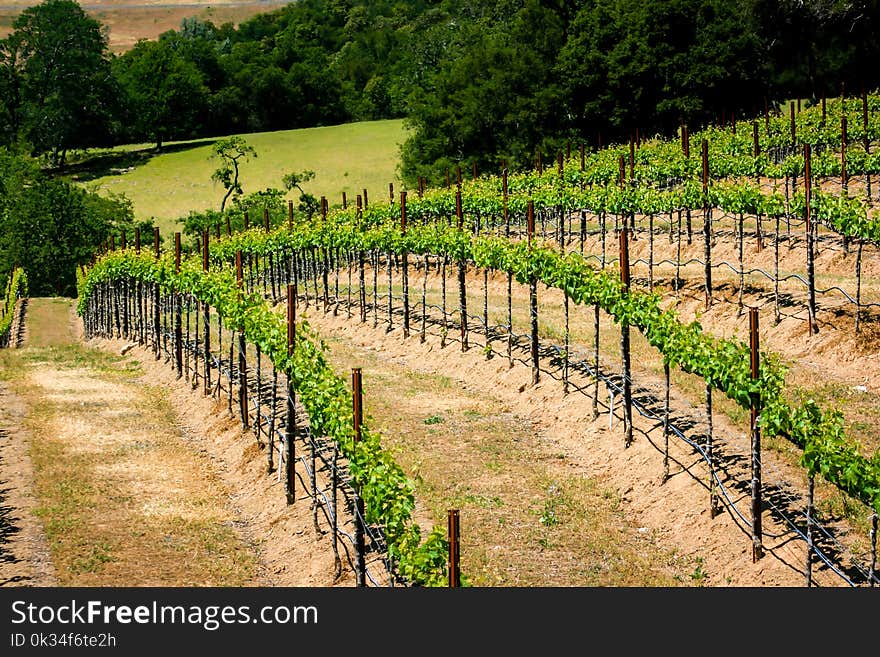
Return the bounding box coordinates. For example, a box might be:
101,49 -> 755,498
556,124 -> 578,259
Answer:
0,148 -> 137,295
113,36 -> 209,150
556,0 -> 768,142
282,169 -> 319,219
210,136 -> 257,212
4,0 -> 117,164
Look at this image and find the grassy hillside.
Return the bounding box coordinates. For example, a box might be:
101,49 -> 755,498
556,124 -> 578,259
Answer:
76,119 -> 409,236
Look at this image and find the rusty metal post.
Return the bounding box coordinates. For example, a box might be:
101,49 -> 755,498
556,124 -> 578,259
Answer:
863,90 -> 873,200
236,251 -> 248,430
749,307 -> 763,561
456,188 -> 468,351
153,227 -> 161,358
805,144 -> 817,334
174,232 -> 182,378
285,284 -> 296,504
527,200 -> 539,385
448,509 -> 461,587
619,227 -> 632,448
202,230 -> 211,395
401,190 -> 409,338
702,139 -> 712,309
288,200 -> 294,230
352,368 -> 366,587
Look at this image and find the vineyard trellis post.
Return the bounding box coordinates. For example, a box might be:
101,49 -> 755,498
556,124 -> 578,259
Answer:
619,227 -> 633,448
527,200 -> 539,385
806,474 -> 815,587
174,232 -> 183,379
285,283 -> 296,504
842,115 -> 849,254
153,228 -> 161,360
749,307 -> 764,562
401,191 -> 410,339
448,508 -> 460,588
352,367 -> 366,587
457,188 -> 468,352
236,251 -> 249,430
702,139 -> 712,309
202,230 -> 211,395
804,144 -> 818,335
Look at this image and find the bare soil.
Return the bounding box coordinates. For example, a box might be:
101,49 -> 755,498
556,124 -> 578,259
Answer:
0,298 -> 355,587
302,305 -> 853,587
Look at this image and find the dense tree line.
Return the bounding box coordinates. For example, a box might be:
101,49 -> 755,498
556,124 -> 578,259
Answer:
1,0 -> 878,180
0,147 -> 147,295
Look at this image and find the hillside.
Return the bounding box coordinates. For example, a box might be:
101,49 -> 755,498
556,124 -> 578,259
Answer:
0,0 -> 288,52
71,119 -> 409,236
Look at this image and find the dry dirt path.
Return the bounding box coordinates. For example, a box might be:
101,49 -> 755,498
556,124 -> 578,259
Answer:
302,303 -> 858,587
0,297 -> 349,587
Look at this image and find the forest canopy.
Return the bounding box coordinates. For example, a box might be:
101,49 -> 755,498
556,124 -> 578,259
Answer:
1,0 -> 878,183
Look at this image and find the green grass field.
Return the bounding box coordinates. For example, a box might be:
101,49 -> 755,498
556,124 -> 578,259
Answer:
76,119 -> 409,236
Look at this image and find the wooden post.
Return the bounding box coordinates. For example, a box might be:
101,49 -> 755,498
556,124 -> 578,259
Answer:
749,307 -> 763,561
448,509 -> 461,587
288,200 -> 294,230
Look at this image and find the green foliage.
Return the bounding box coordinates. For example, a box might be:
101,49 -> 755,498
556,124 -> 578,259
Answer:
0,0 -> 118,163
0,266 -> 28,344
210,136 -> 257,212
112,36 -> 210,150
0,149 -> 136,296
283,169 -> 319,220
76,249 -> 452,586
197,185 -> 880,516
